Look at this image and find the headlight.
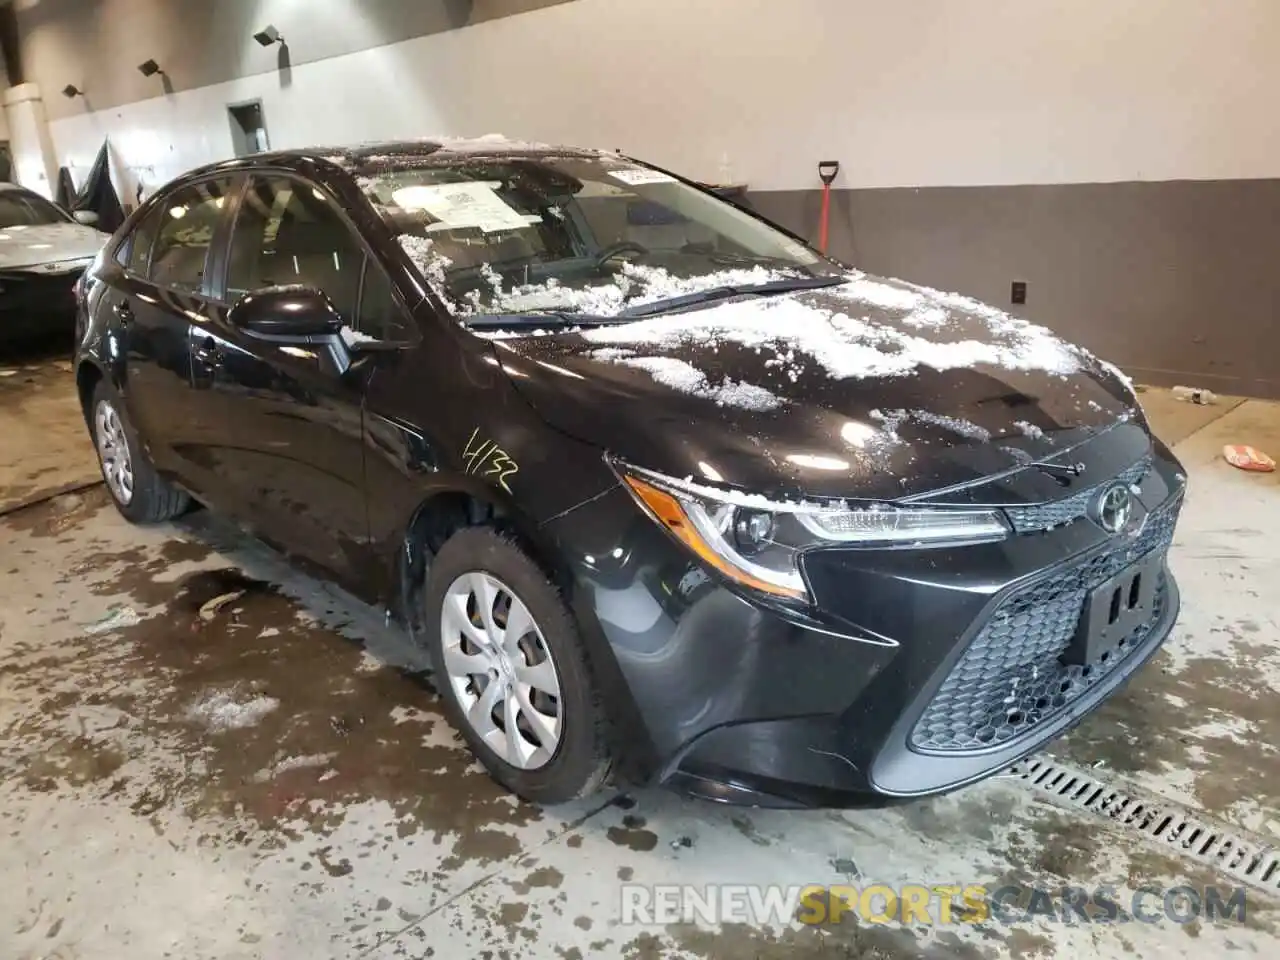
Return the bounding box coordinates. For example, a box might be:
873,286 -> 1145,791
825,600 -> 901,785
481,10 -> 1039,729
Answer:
619,467 -> 1009,602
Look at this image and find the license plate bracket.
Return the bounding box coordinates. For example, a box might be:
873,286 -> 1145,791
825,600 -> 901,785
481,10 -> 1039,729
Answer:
1062,553 -> 1162,667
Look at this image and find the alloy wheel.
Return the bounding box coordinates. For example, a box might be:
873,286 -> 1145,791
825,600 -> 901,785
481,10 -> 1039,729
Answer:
94,399 -> 134,506
440,571 -> 563,770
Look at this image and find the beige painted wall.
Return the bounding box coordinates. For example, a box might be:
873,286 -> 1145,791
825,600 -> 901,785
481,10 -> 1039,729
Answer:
20,0 -> 1280,194
10,0 -> 1279,393
14,0 -> 573,121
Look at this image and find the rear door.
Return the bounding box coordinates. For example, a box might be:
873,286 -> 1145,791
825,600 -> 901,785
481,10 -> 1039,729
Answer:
190,174 -> 415,583
112,176 -> 237,486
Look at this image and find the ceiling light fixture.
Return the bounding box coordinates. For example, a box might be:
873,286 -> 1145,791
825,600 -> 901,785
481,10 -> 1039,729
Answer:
138,59 -> 164,78
62,84 -> 84,99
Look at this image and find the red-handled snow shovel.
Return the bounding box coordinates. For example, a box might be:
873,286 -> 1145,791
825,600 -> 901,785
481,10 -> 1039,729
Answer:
818,161 -> 840,253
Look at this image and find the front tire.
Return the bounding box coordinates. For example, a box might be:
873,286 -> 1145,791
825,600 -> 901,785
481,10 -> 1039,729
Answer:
423,527 -> 611,804
91,380 -> 189,524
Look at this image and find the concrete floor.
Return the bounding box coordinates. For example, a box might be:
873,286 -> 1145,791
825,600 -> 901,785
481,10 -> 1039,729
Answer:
1,354 -> 1278,959
0,358 -> 100,513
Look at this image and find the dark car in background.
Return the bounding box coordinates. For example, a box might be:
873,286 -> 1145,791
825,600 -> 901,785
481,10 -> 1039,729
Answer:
72,138 -> 1184,807
0,183 -> 104,349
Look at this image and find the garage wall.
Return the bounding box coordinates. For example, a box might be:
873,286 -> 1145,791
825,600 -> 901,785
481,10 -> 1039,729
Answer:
15,0 -> 1280,395
31,0 -> 1280,190
12,0 -> 575,121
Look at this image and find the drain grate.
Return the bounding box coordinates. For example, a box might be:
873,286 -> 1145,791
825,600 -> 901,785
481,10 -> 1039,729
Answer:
1007,756 -> 1280,895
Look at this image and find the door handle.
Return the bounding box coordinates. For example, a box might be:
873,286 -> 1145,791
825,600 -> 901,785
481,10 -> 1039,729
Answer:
113,301 -> 133,325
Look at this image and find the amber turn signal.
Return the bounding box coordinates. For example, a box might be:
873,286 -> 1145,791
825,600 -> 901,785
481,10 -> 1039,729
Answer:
622,474 -> 806,600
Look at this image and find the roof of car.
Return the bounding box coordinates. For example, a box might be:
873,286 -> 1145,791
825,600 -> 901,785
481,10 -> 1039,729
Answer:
278,136 -> 610,174
166,136 -> 626,200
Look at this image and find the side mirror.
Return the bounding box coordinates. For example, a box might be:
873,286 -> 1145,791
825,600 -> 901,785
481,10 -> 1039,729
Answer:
72,209 -> 99,226
229,285 -> 344,340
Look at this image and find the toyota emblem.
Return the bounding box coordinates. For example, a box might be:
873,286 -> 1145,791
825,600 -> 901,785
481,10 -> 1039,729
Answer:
1094,483 -> 1133,534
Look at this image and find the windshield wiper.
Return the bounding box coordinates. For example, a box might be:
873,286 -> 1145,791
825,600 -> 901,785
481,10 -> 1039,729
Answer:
463,311 -> 631,331
618,275 -> 845,318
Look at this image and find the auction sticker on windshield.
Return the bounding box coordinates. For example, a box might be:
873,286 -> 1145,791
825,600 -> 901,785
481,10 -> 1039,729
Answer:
393,181 -> 530,233
609,168 -> 678,186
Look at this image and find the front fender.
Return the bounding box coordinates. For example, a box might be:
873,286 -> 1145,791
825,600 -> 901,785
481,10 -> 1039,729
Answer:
360,337 -> 619,604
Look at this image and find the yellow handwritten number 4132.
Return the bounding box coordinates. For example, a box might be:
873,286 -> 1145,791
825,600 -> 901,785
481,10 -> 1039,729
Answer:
462,428 -> 520,493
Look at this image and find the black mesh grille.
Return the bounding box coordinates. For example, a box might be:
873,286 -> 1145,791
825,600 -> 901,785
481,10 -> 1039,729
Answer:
910,494 -> 1181,754
1004,456 -> 1152,534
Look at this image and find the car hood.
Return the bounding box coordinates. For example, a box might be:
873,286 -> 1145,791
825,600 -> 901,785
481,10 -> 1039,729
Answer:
486,274 -> 1141,502
0,222 -> 104,271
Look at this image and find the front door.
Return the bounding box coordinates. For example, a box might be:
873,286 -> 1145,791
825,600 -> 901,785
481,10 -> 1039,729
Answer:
115,177 -> 235,481
189,175 -> 389,584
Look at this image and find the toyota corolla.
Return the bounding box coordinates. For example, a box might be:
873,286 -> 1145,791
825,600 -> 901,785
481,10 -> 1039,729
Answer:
73,138 -> 1184,807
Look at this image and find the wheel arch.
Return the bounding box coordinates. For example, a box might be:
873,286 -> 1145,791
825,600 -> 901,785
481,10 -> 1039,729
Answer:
393,480 -> 573,638
75,356 -> 130,427
75,360 -> 106,428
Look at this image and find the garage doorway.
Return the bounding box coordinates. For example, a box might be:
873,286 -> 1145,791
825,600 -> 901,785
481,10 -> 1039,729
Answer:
228,100 -> 270,156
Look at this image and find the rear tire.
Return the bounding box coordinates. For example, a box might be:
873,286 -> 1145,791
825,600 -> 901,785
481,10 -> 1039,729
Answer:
90,380 -> 189,524
423,527 -> 612,804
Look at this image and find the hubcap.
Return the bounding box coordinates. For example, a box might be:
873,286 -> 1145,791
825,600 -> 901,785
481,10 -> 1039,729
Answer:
440,572 -> 563,770
94,399 -> 134,506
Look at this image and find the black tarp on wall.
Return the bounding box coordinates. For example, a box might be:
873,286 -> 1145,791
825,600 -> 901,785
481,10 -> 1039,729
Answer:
55,167 -> 75,209
67,142 -> 125,232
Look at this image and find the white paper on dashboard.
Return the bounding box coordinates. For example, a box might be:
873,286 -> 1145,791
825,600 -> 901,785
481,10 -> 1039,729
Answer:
609,169 -> 678,186
393,182 -> 531,233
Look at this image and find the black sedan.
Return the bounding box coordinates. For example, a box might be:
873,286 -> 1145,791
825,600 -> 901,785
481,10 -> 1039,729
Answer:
73,138 -> 1184,807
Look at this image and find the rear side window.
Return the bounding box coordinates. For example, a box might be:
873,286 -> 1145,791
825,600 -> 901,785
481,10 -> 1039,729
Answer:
148,179 -> 233,293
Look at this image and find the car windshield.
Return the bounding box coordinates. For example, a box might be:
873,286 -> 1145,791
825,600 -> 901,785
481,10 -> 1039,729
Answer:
359,154 -> 842,321
0,189 -> 71,228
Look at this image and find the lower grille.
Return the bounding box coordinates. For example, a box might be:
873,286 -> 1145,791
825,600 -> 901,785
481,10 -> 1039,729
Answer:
910,495 -> 1181,754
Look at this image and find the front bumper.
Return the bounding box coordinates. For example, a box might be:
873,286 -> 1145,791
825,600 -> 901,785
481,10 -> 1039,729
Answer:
542,430 -> 1185,808
0,268 -> 83,346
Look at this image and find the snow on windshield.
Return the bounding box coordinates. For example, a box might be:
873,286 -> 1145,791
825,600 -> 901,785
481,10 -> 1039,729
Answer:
395,225 -> 803,322
453,262 -> 804,320
397,235 -> 456,312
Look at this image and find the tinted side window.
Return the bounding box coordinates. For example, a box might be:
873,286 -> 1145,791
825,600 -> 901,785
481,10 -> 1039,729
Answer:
357,261 -> 414,342
226,177 -> 362,320
122,207 -> 162,273
148,179 -> 232,292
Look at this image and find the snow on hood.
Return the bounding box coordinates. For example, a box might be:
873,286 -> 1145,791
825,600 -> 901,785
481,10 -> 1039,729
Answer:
490,273 -> 1139,501
613,354 -> 782,412
576,274 -> 1082,391
0,222 -> 105,270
